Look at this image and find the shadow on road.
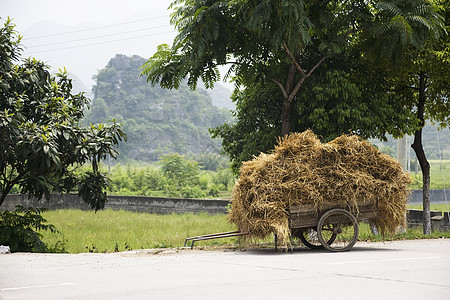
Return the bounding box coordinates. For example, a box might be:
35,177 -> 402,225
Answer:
232,243 -> 401,256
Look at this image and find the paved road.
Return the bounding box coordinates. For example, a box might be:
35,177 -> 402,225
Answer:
1,239 -> 449,300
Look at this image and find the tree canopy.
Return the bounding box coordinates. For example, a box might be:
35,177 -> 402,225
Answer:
142,0 -> 378,135
370,0 -> 449,234
143,0 -> 447,176
0,18 -> 126,210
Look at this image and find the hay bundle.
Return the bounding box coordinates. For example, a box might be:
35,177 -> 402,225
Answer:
229,130 -> 411,243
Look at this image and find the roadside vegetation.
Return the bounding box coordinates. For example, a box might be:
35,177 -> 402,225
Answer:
38,202 -> 450,254
4,157 -> 449,253
98,153 -> 236,199
89,158 -> 449,200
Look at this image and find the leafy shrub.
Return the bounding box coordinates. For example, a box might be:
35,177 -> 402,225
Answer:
180,186 -> 207,198
207,184 -> 220,197
0,206 -> 58,252
99,158 -> 235,199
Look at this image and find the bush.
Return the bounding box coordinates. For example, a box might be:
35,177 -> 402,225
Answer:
0,206 -> 59,252
98,159 -> 235,199
180,186 -> 207,198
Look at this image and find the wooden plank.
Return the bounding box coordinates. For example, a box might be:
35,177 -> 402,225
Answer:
289,198 -> 379,228
357,210 -> 378,221
290,217 -> 318,229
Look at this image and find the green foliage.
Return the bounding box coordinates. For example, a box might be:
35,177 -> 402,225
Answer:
78,172 -> 109,211
409,160 -> 450,189
0,206 -> 59,252
104,158 -> 235,199
0,18 -> 126,209
158,153 -> 211,198
211,44 -> 418,172
371,0 -> 445,63
186,152 -> 229,171
370,0 -> 449,234
147,0 -> 442,173
159,153 -> 200,184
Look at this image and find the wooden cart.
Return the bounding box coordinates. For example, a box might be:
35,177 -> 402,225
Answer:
289,199 -> 378,252
185,199 -> 378,251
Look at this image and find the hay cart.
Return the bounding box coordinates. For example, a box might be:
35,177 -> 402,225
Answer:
185,199 -> 378,252
289,199 -> 378,252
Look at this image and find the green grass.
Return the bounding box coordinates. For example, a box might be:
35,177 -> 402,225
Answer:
40,206 -> 450,254
358,222 -> 450,241
39,209 -> 237,253
407,203 -> 450,212
410,159 -> 450,189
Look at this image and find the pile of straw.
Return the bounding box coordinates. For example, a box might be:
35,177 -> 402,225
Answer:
228,130 -> 410,243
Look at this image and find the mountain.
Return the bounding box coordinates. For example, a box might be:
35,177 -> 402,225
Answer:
84,54 -> 232,162
198,81 -> 235,111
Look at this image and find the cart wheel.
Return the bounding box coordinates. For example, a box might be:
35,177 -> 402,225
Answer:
317,209 -> 359,252
297,228 -> 324,249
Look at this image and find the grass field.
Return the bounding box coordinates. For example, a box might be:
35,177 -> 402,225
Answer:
410,159 -> 450,189
39,210 -> 237,253
39,204 -> 450,253
408,203 -> 450,211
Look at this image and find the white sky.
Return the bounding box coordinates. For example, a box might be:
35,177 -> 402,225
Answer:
0,0 -> 179,92
1,0 -> 175,32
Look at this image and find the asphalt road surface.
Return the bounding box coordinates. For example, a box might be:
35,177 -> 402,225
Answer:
1,239 -> 449,300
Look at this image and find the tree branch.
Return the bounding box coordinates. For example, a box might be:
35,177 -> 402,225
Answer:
289,77 -> 307,103
287,56 -> 326,103
282,41 -> 306,77
395,86 -> 419,92
270,78 -> 288,99
306,56 -> 327,78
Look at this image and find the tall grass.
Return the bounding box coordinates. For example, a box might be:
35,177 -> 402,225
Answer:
39,204 -> 450,253
408,203 -> 450,212
39,209 -> 236,253
410,159 -> 450,189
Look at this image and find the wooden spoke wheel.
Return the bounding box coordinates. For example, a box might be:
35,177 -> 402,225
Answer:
298,228 -> 323,249
295,228 -> 337,249
317,209 -> 359,252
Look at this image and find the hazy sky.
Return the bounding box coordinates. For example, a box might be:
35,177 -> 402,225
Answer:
1,0 -> 174,31
0,0 -> 180,92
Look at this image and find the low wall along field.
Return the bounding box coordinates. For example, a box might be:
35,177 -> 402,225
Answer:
1,194 -> 230,214
1,190 -> 449,215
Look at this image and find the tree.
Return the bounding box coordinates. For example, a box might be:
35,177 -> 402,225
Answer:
141,0 -> 375,135
142,0 -> 423,173
370,0 -> 448,234
0,18 -> 126,210
158,153 -> 205,197
211,43 -> 417,172
158,153 -> 201,187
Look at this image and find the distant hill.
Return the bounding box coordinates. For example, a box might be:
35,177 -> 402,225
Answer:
84,54 -> 232,162
198,81 -> 234,111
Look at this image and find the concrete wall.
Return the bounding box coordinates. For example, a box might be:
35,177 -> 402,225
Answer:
1,189 -> 448,214
0,194 -> 231,214
408,189 -> 450,204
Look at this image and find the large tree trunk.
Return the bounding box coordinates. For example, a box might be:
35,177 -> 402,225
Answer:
281,99 -> 292,136
411,71 -> 431,234
412,128 -> 431,234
